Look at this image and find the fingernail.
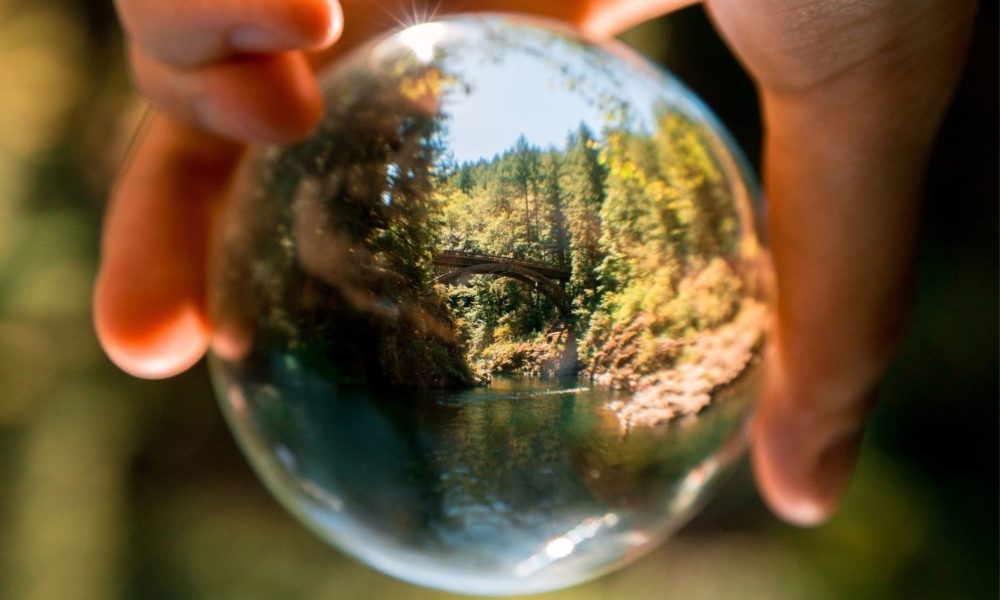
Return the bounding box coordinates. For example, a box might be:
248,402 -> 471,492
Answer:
230,25 -> 300,53
230,1 -> 342,53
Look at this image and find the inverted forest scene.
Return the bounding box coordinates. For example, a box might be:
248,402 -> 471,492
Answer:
214,20 -> 768,429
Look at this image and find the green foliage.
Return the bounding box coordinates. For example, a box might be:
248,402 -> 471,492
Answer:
219,59 -> 474,389
560,124 -> 607,312
222,57 -> 749,388
437,109 -> 746,384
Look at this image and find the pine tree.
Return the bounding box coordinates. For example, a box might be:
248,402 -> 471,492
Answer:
560,123 -> 607,316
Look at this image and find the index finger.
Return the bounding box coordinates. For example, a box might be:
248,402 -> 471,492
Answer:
115,0 -> 343,67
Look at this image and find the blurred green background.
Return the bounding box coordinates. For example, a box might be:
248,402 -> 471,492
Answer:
0,1 -> 995,599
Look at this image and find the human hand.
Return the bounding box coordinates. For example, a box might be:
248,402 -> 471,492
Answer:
96,0 -> 975,525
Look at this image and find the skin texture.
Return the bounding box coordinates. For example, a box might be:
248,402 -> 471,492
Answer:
98,0 -> 976,525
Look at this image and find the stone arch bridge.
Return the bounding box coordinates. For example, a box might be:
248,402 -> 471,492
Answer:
433,250 -> 571,315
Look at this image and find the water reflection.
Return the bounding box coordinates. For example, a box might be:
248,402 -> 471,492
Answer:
214,349 -> 759,592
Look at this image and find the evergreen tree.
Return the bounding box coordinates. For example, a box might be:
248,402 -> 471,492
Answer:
560,123 -> 607,316
539,152 -> 569,266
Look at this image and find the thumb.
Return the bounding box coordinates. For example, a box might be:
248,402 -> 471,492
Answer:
751,345 -> 876,526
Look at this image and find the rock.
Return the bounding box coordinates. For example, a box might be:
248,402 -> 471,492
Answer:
604,298 -> 768,431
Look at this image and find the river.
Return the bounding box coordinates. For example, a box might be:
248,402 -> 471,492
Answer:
215,354 -> 760,592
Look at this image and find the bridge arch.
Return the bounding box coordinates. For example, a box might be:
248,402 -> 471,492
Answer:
435,262 -> 570,316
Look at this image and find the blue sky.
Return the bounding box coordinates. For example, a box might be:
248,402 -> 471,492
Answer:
442,49 -> 601,162
435,29 -> 670,163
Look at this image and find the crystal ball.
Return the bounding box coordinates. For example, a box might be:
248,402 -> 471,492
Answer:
209,15 -> 769,595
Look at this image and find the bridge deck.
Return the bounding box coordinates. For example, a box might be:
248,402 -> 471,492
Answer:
434,250 -> 571,281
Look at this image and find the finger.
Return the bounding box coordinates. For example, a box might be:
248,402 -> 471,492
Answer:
129,46 -> 322,143
95,115 -> 242,379
706,0 -> 977,524
116,0 -> 342,67
581,0 -> 699,38
326,0 -> 689,55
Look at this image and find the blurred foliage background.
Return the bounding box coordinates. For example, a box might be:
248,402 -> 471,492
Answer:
0,1 -> 995,599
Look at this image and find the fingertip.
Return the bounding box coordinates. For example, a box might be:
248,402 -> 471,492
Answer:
193,93 -> 320,146
94,269 -> 210,379
750,369 -> 865,527
195,52 -> 323,144
228,0 -> 343,55
320,0 -> 344,48
751,425 -> 839,527
277,0 -> 343,50
269,73 -> 323,143
94,115 -> 232,380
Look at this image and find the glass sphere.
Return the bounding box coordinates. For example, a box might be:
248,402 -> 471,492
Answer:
209,15 -> 769,596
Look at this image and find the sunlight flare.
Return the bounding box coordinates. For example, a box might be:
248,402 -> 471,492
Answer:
399,22 -> 446,62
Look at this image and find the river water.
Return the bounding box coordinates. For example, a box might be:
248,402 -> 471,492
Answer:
215,353 -> 760,593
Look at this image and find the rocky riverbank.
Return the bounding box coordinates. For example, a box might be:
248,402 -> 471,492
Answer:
600,299 -> 768,430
